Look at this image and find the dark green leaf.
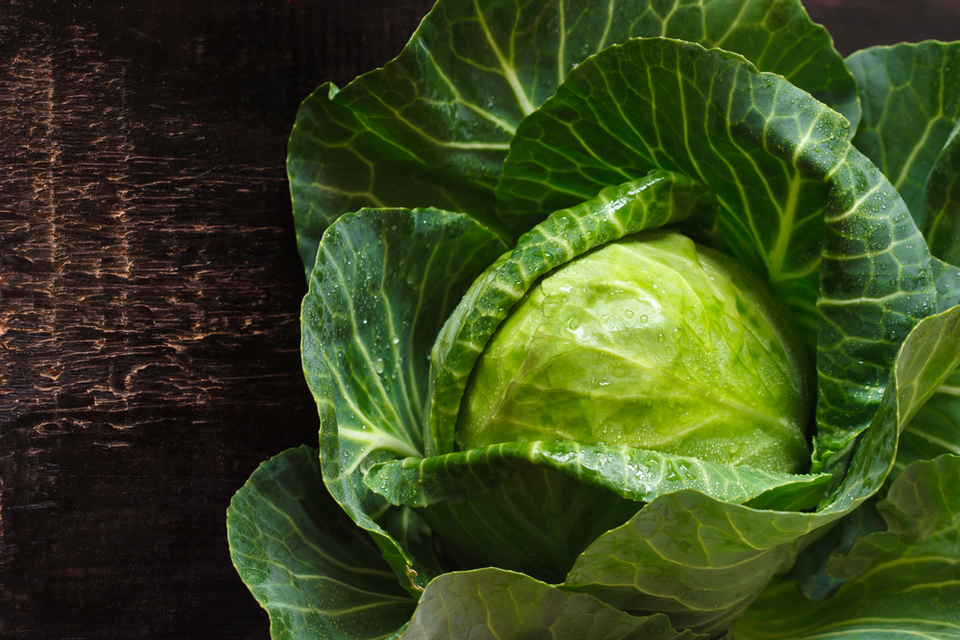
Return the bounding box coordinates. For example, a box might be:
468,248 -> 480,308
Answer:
360,439 -> 828,583
227,446 -> 415,640
784,440 -> 960,594
893,305 -> 960,429
814,154 -> 937,471
301,207 -> 507,593
565,490 -> 804,637
933,257 -> 960,312
559,390 -> 898,636
495,38 -> 867,347
288,84 -> 501,279
787,498 -> 886,600
362,440 -> 826,585
412,466 -> 642,584
289,0 -> 857,275
925,120 -> 960,265
846,41 -> 960,229
882,454 -> 960,542
631,0 -> 861,133
762,305 -> 960,600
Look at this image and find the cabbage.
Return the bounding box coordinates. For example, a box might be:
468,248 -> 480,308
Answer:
227,1 -> 960,638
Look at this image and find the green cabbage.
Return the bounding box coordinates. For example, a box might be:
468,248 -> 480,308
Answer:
227,1 -> 960,638
458,232 -> 811,474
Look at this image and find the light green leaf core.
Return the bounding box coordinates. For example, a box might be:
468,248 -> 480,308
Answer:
458,232 -> 811,474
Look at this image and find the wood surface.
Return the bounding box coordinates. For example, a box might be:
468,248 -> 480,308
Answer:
0,0 -> 955,637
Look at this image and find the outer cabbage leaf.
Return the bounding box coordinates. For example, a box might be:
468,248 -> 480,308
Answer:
897,367 -> 960,476
300,207 -> 507,593
226,446 -> 707,640
288,0 -> 859,276
731,454 -> 960,640
883,454 -> 960,542
589,0 -> 862,139
288,84 -> 502,280
559,304 -> 960,637
361,440 -> 828,582
227,446 -> 416,640
398,568 -> 706,640
365,441 -> 830,510
845,41 -> 960,230
815,449 -> 960,590
893,302 -> 960,478
933,257 -> 960,311
925,120 -> 960,266
846,44 -> 960,349
892,305 -> 960,435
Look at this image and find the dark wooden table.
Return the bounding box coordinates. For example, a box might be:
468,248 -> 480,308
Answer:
1,0 -> 956,637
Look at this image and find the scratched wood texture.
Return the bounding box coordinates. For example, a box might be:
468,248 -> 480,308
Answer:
0,0 -> 955,637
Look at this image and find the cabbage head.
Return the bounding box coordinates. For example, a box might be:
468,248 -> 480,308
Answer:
227,1 -> 960,638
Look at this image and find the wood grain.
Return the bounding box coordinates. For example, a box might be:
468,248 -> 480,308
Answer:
0,0 -> 953,637
0,0 -> 433,636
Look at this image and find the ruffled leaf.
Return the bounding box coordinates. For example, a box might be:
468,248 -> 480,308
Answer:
227,446 -> 416,640
933,257 -> 960,311
366,441 -> 830,511
301,207 -> 507,593
925,120 -> 960,265
288,0 -> 858,275
846,41 -> 960,229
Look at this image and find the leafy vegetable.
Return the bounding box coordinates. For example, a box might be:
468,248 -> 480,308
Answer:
456,230 -> 812,471
230,0 -> 960,638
